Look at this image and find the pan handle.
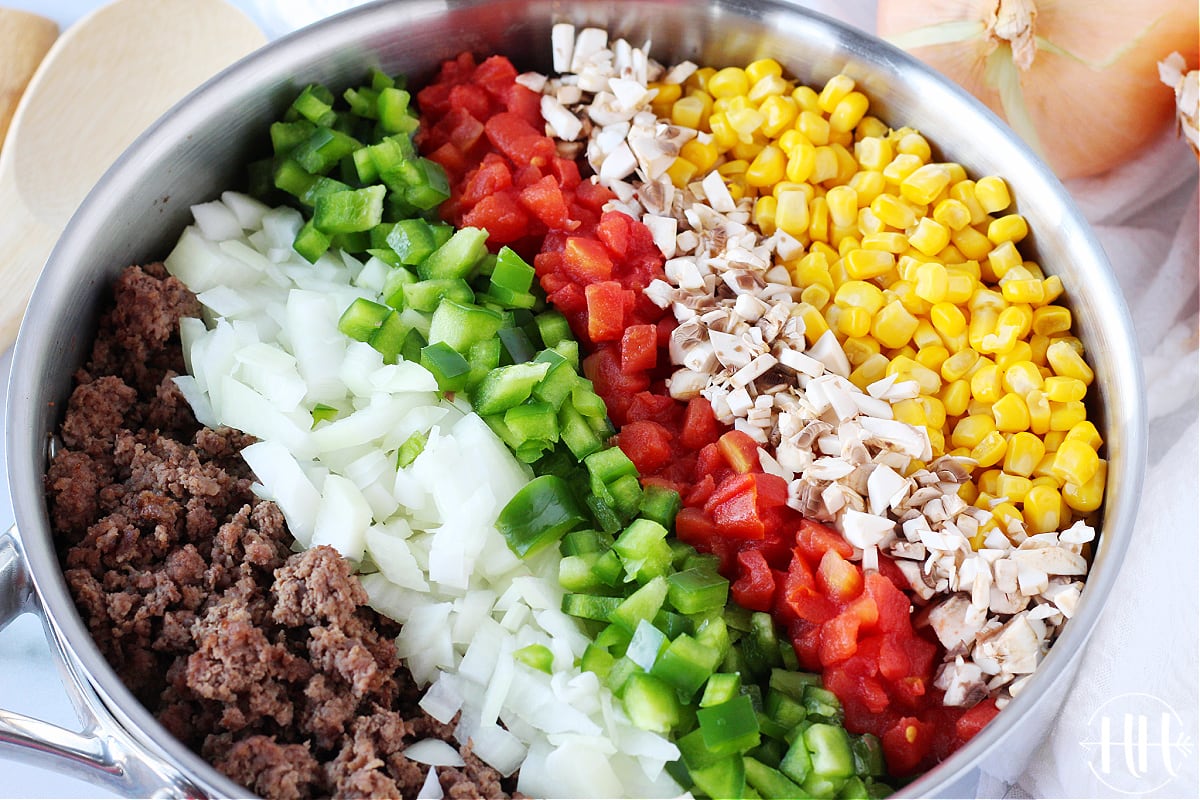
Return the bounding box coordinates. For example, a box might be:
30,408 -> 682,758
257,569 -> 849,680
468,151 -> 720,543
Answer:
0,526 -> 207,799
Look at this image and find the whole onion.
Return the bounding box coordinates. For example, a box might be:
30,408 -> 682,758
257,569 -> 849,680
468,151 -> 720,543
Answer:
877,0 -> 1200,178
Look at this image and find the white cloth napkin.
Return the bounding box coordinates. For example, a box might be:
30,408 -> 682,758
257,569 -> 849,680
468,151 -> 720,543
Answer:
237,2 -> 1200,797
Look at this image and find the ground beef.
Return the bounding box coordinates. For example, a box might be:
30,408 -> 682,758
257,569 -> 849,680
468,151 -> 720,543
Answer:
46,264 -> 518,800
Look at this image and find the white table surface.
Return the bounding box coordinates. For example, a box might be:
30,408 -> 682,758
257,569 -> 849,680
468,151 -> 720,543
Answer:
1,2 -> 1196,800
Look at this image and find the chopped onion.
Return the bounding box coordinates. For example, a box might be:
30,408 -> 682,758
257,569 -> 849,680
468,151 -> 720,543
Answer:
403,739 -> 466,768
416,767 -> 443,800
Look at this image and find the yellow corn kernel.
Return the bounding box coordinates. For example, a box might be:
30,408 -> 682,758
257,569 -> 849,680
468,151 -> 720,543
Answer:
680,138 -> 720,173
1029,333 -> 1051,365
670,95 -> 707,130
833,279 -> 884,313
649,80 -> 683,105
976,471 -> 1000,498
1023,484 -> 1061,534
837,235 -> 861,258
744,57 -> 784,85
1046,340 -> 1094,384
1051,439 -> 1100,486
909,217 -> 951,257
1003,431 -> 1045,477
797,284 -> 829,313
825,185 -> 859,227
912,320 -> 941,351
1025,388 -> 1051,435
795,301 -> 829,344
783,141 -> 815,183
892,397 -> 927,427
848,352 -> 890,389
917,394 -> 947,429
894,130 -> 931,161
950,179 -> 989,225
759,95 -> 799,138
728,109 -> 766,142
732,138 -> 765,164
718,159 -> 750,177
1042,429 -> 1067,453
1002,360 -> 1043,395
708,112 -> 738,149
856,206 -> 886,237
971,431 -> 1008,468
775,190 -> 811,237
952,225 -> 994,260
1032,305 -> 1072,337
1002,276 -> 1046,304
1063,458 -> 1106,512
982,304 -> 1033,355
958,479 -> 981,505
844,171 -> 883,206
749,73 -> 791,104
888,279 -> 933,316
809,195 -> 831,244
968,305 -> 999,351
665,157 -> 699,188
900,163 -> 953,205
797,110 -> 830,146
987,240 -> 1023,279
974,175 -> 1011,213
940,378 -> 971,417
997,472 -> 1032,503
1043,375 -> 1087,403
855,137 -> 893,172
910,263 -> 951,307
1049,400 -> 1087,431
928,304 -> 966,343
862,232 -> 909,253
872,300 -> 920,348
870,193 -> 918,229
837,305 -> 871,338
916,344 -> 950,372
996,341 -> 1035,372
753,195 -> 778,235
844,248 -> 895,280
830,91 -> 870,132
726,175 -> 749,202
938,273 -> 973,307
811,145 -> 839,183
889,344 -> 919,363
1032,451 -> 1059,479
888,355 -> 941,394
940,347 -> 978,383
824,303 -> 844,332
1065,420 -> 1103,450
843,335 -> 882,366
987,213 -> 1029,245
882,153 -> 923,184
709,66 -> 750,98
992,392 -> 1030,432
789,83 -> 819,112
853,115 -> 886,140
970,362 -> 1003,404
1041,274 -> 1064,304
932,197 -> 972,231
818,74 -> 855,112
926,426 -> 947,457
746,144 -> 787,187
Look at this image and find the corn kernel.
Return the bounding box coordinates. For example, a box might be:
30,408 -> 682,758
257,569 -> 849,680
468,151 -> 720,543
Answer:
900,163 -> 953,205
795,301 -> 829,344
888,279 -> 933,316
871,193 -> 918,229
1002,277 -> 1046,304
987,213 -> 1029,245
972,431 -> 1008,467
844,248 -> 895,280
952,225 -> 994,260
992,392 -> 1030,432
783,141 -> 815,182
709,66 -> 750,98
1026,388 -> 1051,435
997,472 -> 1032,503
708,112 -> 738,149
745,144 -> 787,187
911,320 -> 940,350
862,232 -> 909,253
729,109 -> 766,142
987,240 -> 1023,279
896,131 -> 932,161
1032,451 -> 1058,479
753,195 -> 778,235
853,115 -> 886,140
1065,420 -> 1102,450
775,190 -> 811,237
888,355 -> 941,394
835,279 -> 885,313
797,110 -> 830,146
1023,484 -> 1061,533
855,137 -> 893,171
1051,439 -> 1100,486
1049,400 -> 1087,431
982,304 -> 1033,354
1003,431 -> 1045,477
882,153 -> 923,184
970,362 -> 1003,404
671,95 -> 709,131
856,206 -> 886,237
844,335 -> 881,366
1032,305 -> 1072,337
824,303 -> 844,331
849,352 -> 889,389
1063,458 -> 1106,512
1046,340 -> 1094,384
744,57 -> 784,85
918,394 -> 947,428
718,159 -> 749,177
1041,274 -> 1064,304
680,140 -> 719,174
930,198 -> 971,232
837,235 -> 860,258
950,179 -> 989,225
940,378 -> 971,417
892,397 -> 927,427
872,300 -> 920,348
1043,375 -> 1086,403
908,263 -> 950,306
995,341 -> 1035,371
928,304 -> 966,344
791,84 -> 821,113
1001,360 -> 1043,395
944,271 -> 977,305
759,95 -> 799,138
811,146 -> 839,183
1042,430 -> 1067,453
940,348 -> 978,383
908,218 -> 951,257
809,195 -> 831,244
916,344 -> 950,372
816,74 -> 854,112
974,175 -> 1011,213
665,157 -> 699,187
825,185 -> 858,227
835,305 -> 870,338
749,73 -> 791,104
830,91 -> 870,132
958,479 -> 980,505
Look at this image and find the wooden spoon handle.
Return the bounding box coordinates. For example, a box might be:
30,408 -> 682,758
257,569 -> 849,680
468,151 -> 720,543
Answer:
0,9 -> 58,148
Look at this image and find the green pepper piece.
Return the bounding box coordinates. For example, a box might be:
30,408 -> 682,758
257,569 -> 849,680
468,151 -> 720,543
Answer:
274,158 -> 317,198
559,554 -> 606,593
560,529 -> 606,557
613,518 -> 671,583
368,309 -> 410,361
395,430 -> 427,468
586,493 -> 623,534
513,643 -> 554,674
561,593 -> 622,622
558,403 -> 603,461
310,403 -> 339,427
386,218 -> 438,265
769,669 -> 823,702
651,633 -> 720,698
585,446 -> 638,486
580,642 -> 616,680
766,689 -> 809,730
473,361 -> 551,415
572,380 -> 609,418
491,247 -> 536,293
535,309 -> 572,348
497,474 -> 587,558
590,548 -> 624,588
343,86 -> 380,120
622,673 -> 680,733
293,127 -> 362,175
607,474 -> 644,521
466,338 -> 502,390
700,672 -> 742,708
851,734 -> 887,779
291,84 -> 337,126
688,755 -> 746,799
377,86 -> 417,134
504,402 -> 559,446
418,226 -> 490,281
553,338 -> 581,371
626,619 -> 669,671
314,185 -> 386,234
419,341 -> 471,392
293,219 -> 332,263
271,119 -> 317,155
639,484 -> 682,529
428,299 -> 504,355
779,728 -> 814,784
744,756 -> 805,799
338,297 -> 391,341
609,575 -> 668,633
667,568 -> 730,615
804,723 -> 855,780
498,327 -> 537,365
803,685 -> 845,724
697,695 -> 761,757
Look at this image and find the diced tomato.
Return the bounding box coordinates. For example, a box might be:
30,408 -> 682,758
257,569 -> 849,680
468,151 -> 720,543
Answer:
448,82 -> 492,122
882,717 -> 933,777
955,698 -> 1000,743
619,324 -> 658,374
694,443 -> 729,486
782,552 -> 836,624
795,518 -> 855,562
679,397 -> 721,450
484,112 -> 556,166
585,281 -> 626,342
819,611 -> 861,666
548,156 -> 581,190
582,346 -> 649,423
563,237 -> 614,283
731,549 -> 776,612
684,474 -> 716,508
471,54 -> 519,98
626,391 -> 678,425
716,430 -> 761,473
709,486 -> 764,539
816,549 -> 864,603
425,142 -> 468,181
789,619 -> 824,671
519,175 -> 574,231
596,211 -> 633,259
461,153 -> 513,205
461,190 -> 530,244
864,571 -> 912,633
755,473 -> 789,510
616,420 -> 673,476
572,179 -> 615,213
674,507 -> 716,547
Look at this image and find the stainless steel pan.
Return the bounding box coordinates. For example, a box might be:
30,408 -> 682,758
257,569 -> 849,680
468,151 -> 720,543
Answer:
0,0 -> 1146,796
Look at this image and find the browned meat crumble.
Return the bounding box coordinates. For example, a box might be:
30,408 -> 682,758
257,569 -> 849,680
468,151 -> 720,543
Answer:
45,263 -> 517,800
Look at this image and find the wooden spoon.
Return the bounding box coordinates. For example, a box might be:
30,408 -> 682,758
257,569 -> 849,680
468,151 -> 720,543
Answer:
0,0 -> 267,351
0,8 -> 58,148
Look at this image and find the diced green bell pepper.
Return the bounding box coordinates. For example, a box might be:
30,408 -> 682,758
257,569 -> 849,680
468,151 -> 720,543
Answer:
609,575 -> 669,633
744,756 -> 805,799
417,226 -> 489,280
622,673 -> 679,733
651,633 -> 720,698
473,361 -> 551,415
513,643 -> 554,674
398,278 -> 473,313
419,341 -> 471,392
338,297 -> 391,341
696,694 -> 761,758
428,299 -> 504,355
667,568 -> 730,615
496,474 -> 587,558
313,185 -> 385,234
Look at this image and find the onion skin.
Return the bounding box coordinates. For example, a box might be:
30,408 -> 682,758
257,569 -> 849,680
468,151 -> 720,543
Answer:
877,0 -> 1200,178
